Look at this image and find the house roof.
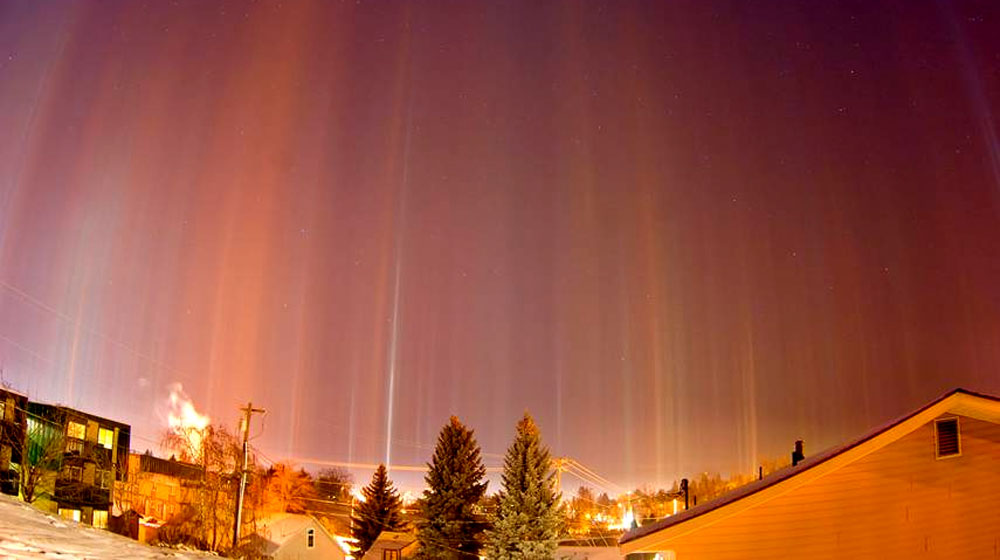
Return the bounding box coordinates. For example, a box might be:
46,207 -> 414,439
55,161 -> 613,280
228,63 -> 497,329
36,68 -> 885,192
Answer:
361,531 -> 417,560
369,531 -> 417,550
360,531 -> 419,560
26,402 -> 131,431
135,453 -> 204,480
0,386 -> 28,400
255,513 -> 336,550
555,545 -> 621,560
620,388 -> 1000,550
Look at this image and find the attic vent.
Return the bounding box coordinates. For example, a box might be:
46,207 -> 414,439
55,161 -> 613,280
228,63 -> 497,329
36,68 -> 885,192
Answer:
935,418 -> 960,458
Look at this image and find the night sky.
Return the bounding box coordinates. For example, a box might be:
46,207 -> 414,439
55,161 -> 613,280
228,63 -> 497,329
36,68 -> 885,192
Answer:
1,0 -> 999,493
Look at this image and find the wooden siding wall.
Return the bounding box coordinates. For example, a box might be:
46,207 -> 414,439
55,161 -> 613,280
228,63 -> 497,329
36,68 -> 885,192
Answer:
655,414 -> 1000,559
272,521 -> 344,560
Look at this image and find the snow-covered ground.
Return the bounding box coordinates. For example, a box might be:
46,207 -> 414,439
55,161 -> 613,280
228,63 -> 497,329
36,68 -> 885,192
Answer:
0,494 -> 213,559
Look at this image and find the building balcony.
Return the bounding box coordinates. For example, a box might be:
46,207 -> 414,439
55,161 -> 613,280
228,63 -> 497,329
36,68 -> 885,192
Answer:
63,438 -> 113,465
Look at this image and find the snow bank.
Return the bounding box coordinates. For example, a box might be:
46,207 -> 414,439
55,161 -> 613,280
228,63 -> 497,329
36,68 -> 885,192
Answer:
0,494 -> 212,559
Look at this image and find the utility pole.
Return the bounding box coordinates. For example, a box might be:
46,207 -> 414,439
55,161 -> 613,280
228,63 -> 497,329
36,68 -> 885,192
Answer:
233,402 -> 265,549
552,457 -> 568,498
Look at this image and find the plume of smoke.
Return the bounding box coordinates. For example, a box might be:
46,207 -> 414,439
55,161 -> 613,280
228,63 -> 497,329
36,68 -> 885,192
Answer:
163,383 -> 211,462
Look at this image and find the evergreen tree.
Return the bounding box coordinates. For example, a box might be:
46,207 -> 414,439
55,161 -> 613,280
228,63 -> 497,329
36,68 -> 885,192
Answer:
484,413 -> 564,560
352,464 -> 407,558
418,416 -> 489,560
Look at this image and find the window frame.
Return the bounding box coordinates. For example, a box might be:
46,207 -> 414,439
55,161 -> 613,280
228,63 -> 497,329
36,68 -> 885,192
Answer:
934,417 -> 961,459
63,465 -> 83,482
66,421 -> 86,440
92,509 -> 109,529
384,549 -> 400,560
97,427 -> 114,450
58,508 -> 81,522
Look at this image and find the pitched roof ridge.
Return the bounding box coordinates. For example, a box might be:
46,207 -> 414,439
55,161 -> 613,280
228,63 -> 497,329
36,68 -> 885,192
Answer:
620,387 -> 993,545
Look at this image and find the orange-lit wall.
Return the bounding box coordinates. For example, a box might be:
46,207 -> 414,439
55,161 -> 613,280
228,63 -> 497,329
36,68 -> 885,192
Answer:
118,454 -> 198,523
637,414 -> 1000,559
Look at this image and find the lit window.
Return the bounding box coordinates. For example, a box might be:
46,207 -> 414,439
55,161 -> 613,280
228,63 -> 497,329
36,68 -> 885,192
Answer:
67,421 -> 85,440
384,550 -> 399,560
98,428 -> 114,449
92,510 -> 108,529
62,465 -> 83,482
0,402 -> 6,421
307,528 -> 315,548
59,508 -> 81,522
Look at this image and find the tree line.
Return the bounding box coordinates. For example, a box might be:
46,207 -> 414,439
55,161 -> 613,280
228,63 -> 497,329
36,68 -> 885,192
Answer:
353,413 -> 563,560
133,411 -> 563,559
150,412 -> 779,558
7,389 -> 780,559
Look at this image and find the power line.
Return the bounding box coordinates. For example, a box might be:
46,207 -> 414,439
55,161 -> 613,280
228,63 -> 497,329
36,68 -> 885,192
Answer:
286,457 -> 504,474
566,458 -> 624,492
0,279 -> 189,379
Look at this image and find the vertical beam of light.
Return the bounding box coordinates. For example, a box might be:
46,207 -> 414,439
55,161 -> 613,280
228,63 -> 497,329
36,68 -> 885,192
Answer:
384,171 -> 407,471
552,0 -> 600,469
0,7 -> 74,262
621,3 -> 676,487
63,288 -> 89,406
942,5 -> 1000,207
385,233 -> 403,469
616,254 -> 635,489
733,196 -> 760,476
184,0 -> 320,424
284,267 -> 309,459
384,11 -> 414,471
347,373 -> 358,464
740,320 -> 759,474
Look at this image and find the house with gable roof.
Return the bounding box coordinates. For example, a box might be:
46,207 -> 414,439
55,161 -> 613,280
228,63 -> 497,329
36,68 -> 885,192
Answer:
251,512 -> 348,560
619,388 -> 1000,559
361,531 -> 419,560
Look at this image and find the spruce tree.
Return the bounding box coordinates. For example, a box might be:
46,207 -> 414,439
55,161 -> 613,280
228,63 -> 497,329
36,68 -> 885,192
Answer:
418,416 -> 489,560
352,464 -> 407,558
484,413 -> 564,560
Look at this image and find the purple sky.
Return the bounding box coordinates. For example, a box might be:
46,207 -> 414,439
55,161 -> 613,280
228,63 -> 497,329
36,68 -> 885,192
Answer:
1,0 -> 999,493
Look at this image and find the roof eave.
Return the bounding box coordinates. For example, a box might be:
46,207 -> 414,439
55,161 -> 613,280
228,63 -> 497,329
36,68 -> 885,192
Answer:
620,387 -> 997,553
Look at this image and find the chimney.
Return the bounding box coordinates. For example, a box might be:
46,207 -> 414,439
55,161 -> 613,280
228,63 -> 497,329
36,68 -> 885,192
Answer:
792,440 -> 805,466
680,478 -> 689,510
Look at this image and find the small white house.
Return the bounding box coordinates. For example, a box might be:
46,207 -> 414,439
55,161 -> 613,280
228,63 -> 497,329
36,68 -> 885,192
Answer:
253,513 -> 347,560
619,388 -> 1000,559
